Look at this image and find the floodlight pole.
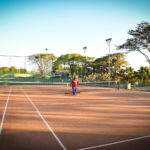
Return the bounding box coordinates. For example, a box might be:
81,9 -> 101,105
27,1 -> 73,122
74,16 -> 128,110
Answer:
45,48 -> 48,74
83,46 -> 87,57
83,46 -> 87,81
24,56 -> 26,69
9,56 -> 11,68
106,38 -> 112,86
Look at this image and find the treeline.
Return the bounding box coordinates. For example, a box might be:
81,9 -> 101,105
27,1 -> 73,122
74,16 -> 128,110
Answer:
0,66 -> 30,74
0,53 -> 150,84
118,66 -> 150,84
28,52 -> 150,83
53,53 -> 150,83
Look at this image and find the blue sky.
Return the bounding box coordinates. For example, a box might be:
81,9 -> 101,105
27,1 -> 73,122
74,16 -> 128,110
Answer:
0,0 -> 150,70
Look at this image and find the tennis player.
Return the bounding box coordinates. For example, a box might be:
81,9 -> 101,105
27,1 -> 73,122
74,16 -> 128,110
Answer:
70,77 -> 79,95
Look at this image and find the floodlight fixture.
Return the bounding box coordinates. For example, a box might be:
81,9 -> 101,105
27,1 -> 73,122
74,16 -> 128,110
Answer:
83,46 -> 87,56
82,46 -> 87,81
45,48 -> 48,52
106,38 -> 112,45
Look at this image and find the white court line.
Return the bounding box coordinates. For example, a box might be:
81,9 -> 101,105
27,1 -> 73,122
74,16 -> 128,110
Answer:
78,135 -> 150,150
0,87 -> 12,135
39,103 -> 79,106
21,88 -> 67,150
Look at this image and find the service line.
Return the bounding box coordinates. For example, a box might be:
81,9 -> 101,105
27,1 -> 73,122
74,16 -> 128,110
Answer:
0,87 -> 12,135
21,88 -> 67,150
78,135 -> 150,150
39,102 -> 80,106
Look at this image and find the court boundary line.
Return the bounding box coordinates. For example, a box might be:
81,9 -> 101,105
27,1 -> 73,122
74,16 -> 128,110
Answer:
21,88 -> 67,150
78,135 -> 150,150
39,102 -> 82,106
0,87 -> 12,135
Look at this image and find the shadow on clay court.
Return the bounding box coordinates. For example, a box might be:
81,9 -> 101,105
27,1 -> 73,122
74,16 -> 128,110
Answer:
0,129 -> 150,150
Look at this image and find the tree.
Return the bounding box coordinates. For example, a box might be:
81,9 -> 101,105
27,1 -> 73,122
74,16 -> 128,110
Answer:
137,66 -> 150,83
119,67 -> 135,82
53,53 -> 94,78
28,53 -> 56,74
0,67 -> 10,74
117,21 -> 150,64
10,66 -> 18,73
0,66 -> 29,74
19,68 -> 28,74
92,53 -> 128,80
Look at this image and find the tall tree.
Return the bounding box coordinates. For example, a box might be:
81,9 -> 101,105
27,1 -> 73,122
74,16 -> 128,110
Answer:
93,53 -> 128,80
119,67 -> 135,82
53,53 -> 94,78
117,21 -> 150,64
28,53 -> 56,74
137,66 -> 150,82
10,66 -> 18,73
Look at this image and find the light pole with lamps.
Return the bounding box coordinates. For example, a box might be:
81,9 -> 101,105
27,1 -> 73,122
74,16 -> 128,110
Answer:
45,48 -> 53,75
45,48 -> 48,53
83,46 -> 87,57
45,48 -> 48,74
83,46 -> 87,81
9,56 -> 11,68
106,38 -> 112,86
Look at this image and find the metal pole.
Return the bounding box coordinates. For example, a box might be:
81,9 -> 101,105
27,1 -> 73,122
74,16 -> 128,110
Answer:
24,56 -> 26,69
106,38 -> 112,86
9,56 -> 11,68
83,46 -> 87,81
108,43 -> 110,83
45,48 -> 48,74
83,46 -> 87,57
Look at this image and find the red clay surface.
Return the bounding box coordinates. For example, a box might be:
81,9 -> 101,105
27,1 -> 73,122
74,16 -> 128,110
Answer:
0,85 -> 150,150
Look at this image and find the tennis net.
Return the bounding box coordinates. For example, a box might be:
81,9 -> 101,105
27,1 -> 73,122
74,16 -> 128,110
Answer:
0,80 -> 119,87
80,81 -> 118,88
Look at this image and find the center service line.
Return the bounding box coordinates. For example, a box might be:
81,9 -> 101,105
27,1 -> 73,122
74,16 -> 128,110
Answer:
0,87 -> 12,135
21,88 -> 67,150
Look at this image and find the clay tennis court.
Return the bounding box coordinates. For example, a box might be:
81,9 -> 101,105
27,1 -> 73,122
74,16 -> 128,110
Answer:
0,84 -> 150,150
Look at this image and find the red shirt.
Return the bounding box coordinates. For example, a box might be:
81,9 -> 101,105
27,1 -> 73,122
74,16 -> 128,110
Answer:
71,79 -> 79,87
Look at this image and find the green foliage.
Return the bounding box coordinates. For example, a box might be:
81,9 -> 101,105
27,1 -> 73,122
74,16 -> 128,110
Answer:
1,52 -> 149,83
92,53 -> 128,80
53,53 -> 94,78
137,66 -> 150,83
28,53 -> 56,74
118,66 -> 150,83
117,21 -> 150,64
119,67 -> 135,83
0,67 -> 10,74
0,66 -> 28,74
